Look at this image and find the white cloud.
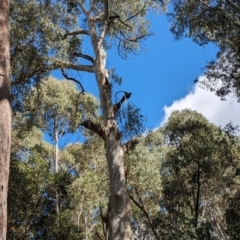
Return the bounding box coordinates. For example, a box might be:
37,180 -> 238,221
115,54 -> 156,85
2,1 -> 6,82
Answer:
160,76 -> 240,128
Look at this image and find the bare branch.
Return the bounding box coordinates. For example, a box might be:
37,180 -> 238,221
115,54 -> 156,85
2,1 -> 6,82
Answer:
114,91 -> 131,111
99,202 -> 108,239
95,231 -> 103,240
103,0 -> 109,23
61,68 -> 85,93
98,0 -> 109,43
76,0 -> 88,16
81,120 -> 106,141
225,0 -> 240,11
123,139 -> 139,154
119,30 -> 150,42
112,11 -> 132,29
129,190 -> 160,240
123,2 -> 147,23
107,14 -> 120,26
53,58 -> 95,73
73,52 -> 95,64
64,30 -> 89,38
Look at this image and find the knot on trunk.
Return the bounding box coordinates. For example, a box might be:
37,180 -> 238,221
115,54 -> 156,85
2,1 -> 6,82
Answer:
123,139 -> 139,154
108,125 -> 122,140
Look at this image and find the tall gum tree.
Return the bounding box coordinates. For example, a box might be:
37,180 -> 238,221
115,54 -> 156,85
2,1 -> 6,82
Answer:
0,0 -> 10,239
52,0 -> 168,238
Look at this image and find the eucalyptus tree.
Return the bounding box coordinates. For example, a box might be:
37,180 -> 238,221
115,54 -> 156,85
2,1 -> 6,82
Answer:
24,76 -> 98,172
10,0 -> 81,111
44,0 -> 169,238
8,120 -> 82,239
125,129 -> 163,239
0,0 -> 11,238
160,109 -> 239,239
168,0 -> 240,101
65,137 -> 108,239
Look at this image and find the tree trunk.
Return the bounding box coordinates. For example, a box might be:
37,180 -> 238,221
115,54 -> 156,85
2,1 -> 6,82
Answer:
106,141 -> 132,240
94,45 -> 132,239
77,3 -> 133,238
0,1 -> 11,239
53,117 -> 59,213
54,117 -> 59,172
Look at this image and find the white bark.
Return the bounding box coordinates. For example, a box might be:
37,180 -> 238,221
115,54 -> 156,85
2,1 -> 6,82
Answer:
73,1 -> 133,238
54,117 -> 59,172
94,37 -> 132,240
54,117 -> 59,213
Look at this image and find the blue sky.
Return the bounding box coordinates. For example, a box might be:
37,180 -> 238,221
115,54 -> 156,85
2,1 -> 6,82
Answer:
107,13 -> 218,128
54,8 -> 240,147
76,13 -> 218,129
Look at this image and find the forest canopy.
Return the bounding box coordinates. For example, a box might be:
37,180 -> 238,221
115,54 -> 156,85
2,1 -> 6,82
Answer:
0,0 -> 239,239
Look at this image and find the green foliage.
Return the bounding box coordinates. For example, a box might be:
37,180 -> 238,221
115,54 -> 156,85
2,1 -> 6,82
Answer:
158,109 -> 239,239
9,0 -> 240,239
10,0 -> 81,111
126,129 -> 164,238
117,102 -> 147,140
169,0 -> 240,50
24,76 -> 99,138
168,0 -> 240,100
226,190 -> 240,240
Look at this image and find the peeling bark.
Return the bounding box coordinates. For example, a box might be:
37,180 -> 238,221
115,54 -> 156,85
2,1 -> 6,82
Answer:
0,1 -> 10,239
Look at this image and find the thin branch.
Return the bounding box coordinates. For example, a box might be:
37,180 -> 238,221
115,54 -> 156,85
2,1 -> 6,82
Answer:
54,58 -> 94,73
129,191 -> 160,240
103,0 -> 109,23
114,91 -> 131,111
225,0 -> 240,11
72,52 -> 95,64
61,68 -> 85,93
81,120 -> 106,141
119,29 -> 150,42
68,163 -> 80,171
123,2 -> 147,23
123,139 -> 139,154
98,0 -> 109,43
95,231 -> 103,240
99,202 -> 108,239
107,14 -> 120,27
112,11 -> 132,29
64,30 -> 89,38
76,0 -> 88,16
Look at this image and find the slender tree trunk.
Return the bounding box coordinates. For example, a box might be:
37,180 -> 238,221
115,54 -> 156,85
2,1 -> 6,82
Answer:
54,117 -> 59,172
195,163 -> 200,228
0,1 -> 10,239
53,117 -> 59,213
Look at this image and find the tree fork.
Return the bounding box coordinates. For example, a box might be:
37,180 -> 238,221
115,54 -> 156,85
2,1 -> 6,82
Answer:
0,1 -> 10,239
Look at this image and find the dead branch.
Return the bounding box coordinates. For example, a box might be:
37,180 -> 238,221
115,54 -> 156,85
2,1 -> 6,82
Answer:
61,68 -> 85,93
72,52 -> 95,64
122,139 -> 139,154
114,91 -> 132,111
64,30 -> 89,38
124,2 -> 147,23
129,190 -> 160,240
54,58 -> 94,73
81,120 -> 106,141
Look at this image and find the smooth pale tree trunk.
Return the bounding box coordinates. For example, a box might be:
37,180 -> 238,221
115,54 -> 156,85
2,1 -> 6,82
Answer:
54,117 -> 59,172
71,3 -> 133,238
53,117 -> 59,213
0,1 -> 11,239
94,43 -> 132,239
